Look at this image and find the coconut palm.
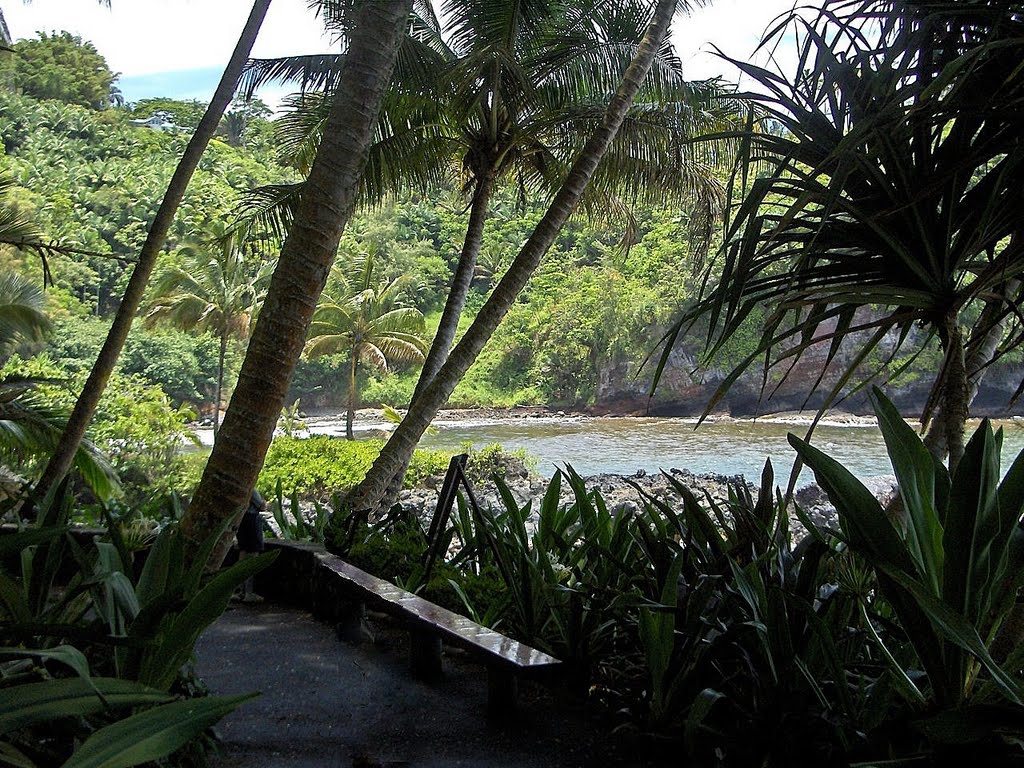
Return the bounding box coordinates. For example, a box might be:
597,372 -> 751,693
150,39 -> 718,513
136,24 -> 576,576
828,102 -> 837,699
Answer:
238,0 -> 738,406
145,224 -> 270,435
340,0 -> 688,521
306,255 -> 427,439
237,0 -> 738,517
180,0 -> 413,565
652,0 -> 1024,471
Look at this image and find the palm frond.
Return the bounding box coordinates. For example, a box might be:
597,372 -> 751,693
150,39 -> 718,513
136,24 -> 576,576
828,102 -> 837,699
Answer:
0,272 -> 49,351
240,54 -> 348,97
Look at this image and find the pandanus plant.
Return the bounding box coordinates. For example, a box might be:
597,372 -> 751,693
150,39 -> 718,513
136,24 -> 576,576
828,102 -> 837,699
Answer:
791,388 -> 1024,712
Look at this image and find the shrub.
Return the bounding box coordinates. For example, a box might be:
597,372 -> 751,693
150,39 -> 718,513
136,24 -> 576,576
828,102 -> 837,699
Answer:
259,435 -> 451,499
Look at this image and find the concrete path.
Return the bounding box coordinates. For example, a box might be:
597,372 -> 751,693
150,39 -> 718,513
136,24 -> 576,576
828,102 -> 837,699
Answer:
195,602 -> 605,767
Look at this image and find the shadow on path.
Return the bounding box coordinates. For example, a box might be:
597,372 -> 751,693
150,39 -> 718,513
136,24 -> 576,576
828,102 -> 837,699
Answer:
195,602 -> 600,767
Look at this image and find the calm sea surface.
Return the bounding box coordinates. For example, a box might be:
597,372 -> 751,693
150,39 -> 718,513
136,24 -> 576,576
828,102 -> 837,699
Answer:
233,414 -> 1024,486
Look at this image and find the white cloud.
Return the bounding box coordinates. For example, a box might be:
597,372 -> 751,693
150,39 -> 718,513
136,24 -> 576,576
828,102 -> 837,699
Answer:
4,0 -> 334,76
674,0 -> 808,84
5,0 -> 816,96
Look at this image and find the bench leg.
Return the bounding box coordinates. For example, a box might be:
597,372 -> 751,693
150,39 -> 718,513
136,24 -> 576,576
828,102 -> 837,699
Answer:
487,666 -> 518,716
409,630 -> 442,681
335,601 -> 374,644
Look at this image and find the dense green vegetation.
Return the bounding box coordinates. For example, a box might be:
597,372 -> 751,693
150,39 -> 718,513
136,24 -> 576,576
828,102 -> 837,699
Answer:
0,31 -> 119,109
2,29 -> 1009,432
3,2 -> 1024,766
274,393 -> 1024,764
0,75 -> 723,419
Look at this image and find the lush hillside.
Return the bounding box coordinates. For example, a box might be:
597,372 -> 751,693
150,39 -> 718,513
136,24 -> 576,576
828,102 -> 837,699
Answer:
1,47 -> 1021,420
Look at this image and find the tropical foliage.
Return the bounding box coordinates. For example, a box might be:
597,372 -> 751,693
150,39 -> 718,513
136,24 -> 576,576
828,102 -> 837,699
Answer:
146,223 -> 271,433
305,254 -> 427,439
1,31 -> 119,109
657,0 -> 1024,469
0,483 -> 276,767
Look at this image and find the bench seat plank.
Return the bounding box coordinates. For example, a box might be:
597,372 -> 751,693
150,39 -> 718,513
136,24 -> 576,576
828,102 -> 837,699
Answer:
317,553 -> 560,672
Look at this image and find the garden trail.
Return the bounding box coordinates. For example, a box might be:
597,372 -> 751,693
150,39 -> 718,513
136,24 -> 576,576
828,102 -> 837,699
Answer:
195,602 -> 609,767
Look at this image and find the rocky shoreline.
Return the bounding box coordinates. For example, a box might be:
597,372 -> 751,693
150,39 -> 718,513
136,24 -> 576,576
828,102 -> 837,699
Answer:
393,459 -> 899,545
303,404 -> 887,429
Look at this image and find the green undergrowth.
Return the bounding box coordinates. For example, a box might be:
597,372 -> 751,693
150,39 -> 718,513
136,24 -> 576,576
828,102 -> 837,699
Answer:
258,436 -> 451,499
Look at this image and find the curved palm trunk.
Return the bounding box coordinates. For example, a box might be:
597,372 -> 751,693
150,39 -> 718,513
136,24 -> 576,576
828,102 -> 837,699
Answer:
371,174 -> 496,508
34,0 -> 272,501
180,0 -> 412,567
338,0 -> 678,523
412,173 -> 495,402
346,348 -> 359,440
214,333 -> 228,436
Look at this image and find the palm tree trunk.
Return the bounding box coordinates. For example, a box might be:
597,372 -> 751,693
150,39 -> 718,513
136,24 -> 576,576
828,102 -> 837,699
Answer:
214,333 -> 227,436
371,174 -> 496,509
338,0 -> 678,522
412,172 -> 494,402
346,348 -> 359,441
33,0 -> 272,501
180,0 -> 412,567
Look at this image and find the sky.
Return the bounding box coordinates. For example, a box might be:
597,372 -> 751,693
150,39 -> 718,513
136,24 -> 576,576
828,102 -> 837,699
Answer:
3,0 -> 805,108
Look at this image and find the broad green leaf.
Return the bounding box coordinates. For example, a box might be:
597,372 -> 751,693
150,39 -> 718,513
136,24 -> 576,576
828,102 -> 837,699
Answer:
60,693 -> 255,768
885,568 -> 1023,706
791,434 -> 949,700
0,678 -> 171,735
134,526 -> 176,608
0,646 -> 91,683
684,688 -> 723,755
141,551 -> 276,690
870,387 -> 944,591
943,421 -> 1000,631
789,435 -> 914,573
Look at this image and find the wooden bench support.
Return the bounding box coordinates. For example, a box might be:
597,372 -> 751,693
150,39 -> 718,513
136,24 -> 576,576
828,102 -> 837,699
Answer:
486,666 -> 518,715
409,629 -> 443,681
335,599 -> 370,644
316,552 -> 561,712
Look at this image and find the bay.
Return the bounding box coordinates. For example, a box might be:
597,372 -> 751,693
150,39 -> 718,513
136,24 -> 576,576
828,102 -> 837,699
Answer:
195,413 -> 1024,486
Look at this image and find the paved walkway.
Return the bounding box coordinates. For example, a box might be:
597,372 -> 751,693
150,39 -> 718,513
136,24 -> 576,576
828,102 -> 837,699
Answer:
195,602 -> 605,767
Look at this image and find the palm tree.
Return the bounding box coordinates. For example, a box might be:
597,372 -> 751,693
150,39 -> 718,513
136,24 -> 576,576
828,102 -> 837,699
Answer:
145,224 -> 269,435
306,256 -> 427,439
33,0 -> 272,502
241,0 -> 738,514
179,0 -> 413,566
238,0 -> 737,407
340,0 -> 686,522
652,0 -> 1024,471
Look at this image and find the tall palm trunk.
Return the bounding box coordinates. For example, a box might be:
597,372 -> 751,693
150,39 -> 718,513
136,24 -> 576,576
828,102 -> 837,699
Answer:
347,346 -> 359,440
412,173 -> 495,402
180,0 -> 412,566
372,174 -> 496,505
214,333 -> 228,436
33,0 -> 272,501
338,0 -> 678,522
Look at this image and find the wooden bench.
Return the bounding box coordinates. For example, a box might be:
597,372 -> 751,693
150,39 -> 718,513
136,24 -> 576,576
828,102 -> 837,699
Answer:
316,552 -> 561,714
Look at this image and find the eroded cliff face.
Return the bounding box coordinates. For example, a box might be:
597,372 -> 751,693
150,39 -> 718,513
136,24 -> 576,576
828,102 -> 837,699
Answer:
592,322 -> 1024,418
